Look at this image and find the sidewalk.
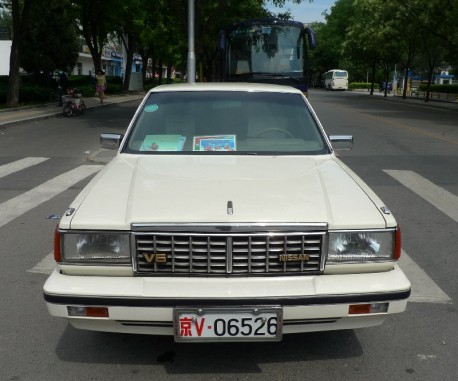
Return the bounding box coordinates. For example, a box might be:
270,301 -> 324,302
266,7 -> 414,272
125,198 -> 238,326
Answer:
0,92 -> 146,128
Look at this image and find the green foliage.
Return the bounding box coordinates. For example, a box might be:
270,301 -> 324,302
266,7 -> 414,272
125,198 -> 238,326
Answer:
66,75 -> 124,97
20,0 -> 79,76
68,75 -> 94,87
315,0 -> 457,96
0,84 -> 6,103
19,85 -> 56,103
418,84 -> 458,94
349,82 -> 371,90
0,75 -> 9,86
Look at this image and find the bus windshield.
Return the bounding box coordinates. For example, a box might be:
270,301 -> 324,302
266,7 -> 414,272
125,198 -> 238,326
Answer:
221,19 -> 315,93
227,24 -> 303,77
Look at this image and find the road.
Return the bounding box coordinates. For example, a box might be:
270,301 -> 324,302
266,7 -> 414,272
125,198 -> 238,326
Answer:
0,91 -> 457,381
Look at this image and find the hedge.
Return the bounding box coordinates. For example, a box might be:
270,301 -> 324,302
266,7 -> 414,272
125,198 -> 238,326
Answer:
0,75 -> 129,105
349,82 -> 372,90
418,84 -> 458,94
0,84 -> 56,103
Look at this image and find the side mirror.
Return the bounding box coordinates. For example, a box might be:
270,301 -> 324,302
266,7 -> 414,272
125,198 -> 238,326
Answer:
100,133 -> 123,150
329,135 -> 353,150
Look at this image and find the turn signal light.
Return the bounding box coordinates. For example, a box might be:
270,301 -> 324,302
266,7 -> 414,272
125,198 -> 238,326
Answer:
395,226 -> 402,260
54,225 -> 61,262
349,303 -> 389,315
67,306 -> 109,318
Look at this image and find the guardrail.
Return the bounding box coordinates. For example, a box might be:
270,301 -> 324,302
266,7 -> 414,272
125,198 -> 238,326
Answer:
411,91 -> 458,103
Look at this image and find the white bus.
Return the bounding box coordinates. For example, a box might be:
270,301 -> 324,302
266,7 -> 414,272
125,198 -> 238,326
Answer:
324,69 -> 349,90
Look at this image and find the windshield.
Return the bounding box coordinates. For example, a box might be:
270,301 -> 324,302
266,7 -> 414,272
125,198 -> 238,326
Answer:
123,91 -> 328,155
227,25 -> 304,77
334,71 -> 348,78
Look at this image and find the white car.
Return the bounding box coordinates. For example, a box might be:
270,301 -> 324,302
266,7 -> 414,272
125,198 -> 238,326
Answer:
44,83 -> 411,342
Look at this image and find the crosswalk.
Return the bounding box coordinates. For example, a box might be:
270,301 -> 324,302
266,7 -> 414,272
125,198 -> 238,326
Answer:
1,157 -> 454,305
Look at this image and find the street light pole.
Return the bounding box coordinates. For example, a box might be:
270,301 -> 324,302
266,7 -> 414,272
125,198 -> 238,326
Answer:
187,0 -> 196,84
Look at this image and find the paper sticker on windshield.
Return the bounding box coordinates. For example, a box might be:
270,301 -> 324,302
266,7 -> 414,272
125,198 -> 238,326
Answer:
145,104 -> 159,112
193,135 -> 236,151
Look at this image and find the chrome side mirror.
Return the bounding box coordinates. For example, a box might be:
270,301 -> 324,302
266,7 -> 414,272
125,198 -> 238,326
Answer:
100,133 -> 123,150
329,135 -> 353,150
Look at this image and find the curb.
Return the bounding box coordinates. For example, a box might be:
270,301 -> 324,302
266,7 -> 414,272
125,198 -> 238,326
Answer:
0,94 -> 145,129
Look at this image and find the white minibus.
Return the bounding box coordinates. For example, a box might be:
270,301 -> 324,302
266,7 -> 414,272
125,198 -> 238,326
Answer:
324,69 -> 349,90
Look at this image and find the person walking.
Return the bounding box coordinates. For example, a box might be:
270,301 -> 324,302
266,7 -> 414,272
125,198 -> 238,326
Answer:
58,71 -> 68,107
95,70 -> 106,104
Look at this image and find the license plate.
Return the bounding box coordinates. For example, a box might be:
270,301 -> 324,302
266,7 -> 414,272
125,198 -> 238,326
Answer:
174,307 -> 283,342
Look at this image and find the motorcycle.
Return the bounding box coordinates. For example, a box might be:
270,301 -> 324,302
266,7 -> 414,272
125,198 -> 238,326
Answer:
62,88 -> 86,117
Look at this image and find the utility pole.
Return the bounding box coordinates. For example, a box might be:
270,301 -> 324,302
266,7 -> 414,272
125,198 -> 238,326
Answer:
187,0 -> 196,84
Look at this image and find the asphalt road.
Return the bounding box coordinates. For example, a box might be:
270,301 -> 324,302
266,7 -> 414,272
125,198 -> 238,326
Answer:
0,91 -> 457,381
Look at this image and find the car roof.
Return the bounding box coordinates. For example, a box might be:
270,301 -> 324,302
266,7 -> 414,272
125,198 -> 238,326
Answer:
149,82 -> 304,95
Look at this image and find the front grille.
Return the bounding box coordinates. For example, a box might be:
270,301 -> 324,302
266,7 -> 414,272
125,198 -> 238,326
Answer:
133,228 -> 326,276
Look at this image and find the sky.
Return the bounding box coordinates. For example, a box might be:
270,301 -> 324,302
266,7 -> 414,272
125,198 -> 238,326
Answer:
267,0 -> 336,23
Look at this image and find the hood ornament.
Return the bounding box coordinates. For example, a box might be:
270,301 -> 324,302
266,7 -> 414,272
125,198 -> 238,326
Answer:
227,201 -> 234,215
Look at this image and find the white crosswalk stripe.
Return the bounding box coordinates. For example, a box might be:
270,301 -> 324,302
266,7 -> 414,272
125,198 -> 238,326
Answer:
27,252 -> 55,275
384,169 -> 458,223
0,157 -> 49,179
398,251 -> 451,304
0,164 -> 102,229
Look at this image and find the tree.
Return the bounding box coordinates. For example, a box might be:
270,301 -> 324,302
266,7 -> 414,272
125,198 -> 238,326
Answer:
70,0 -> 123,73
314,0 -> 354,72
2,0 -> 32,106
20,0 -> 79,78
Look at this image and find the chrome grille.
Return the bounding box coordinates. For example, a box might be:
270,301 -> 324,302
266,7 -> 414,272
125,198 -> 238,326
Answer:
133,227 -> 326,276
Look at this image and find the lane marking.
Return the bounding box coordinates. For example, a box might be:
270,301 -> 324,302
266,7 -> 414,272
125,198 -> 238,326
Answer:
398,250 -> 452,304
0,165 -> 102,229
28,252 -> 55,274
384,169 -> 458,222
0,157 -> 49,179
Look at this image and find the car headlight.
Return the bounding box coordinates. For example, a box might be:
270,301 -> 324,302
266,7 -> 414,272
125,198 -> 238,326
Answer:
57,231 -> 131,264
327,229 -> 400,263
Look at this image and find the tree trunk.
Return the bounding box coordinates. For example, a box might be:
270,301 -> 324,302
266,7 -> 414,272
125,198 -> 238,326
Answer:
369,61 -> 376,96
6,0 -> 32,107
425,66 -> 434,103
383,65 -> 389,98
6,40 -> 20,107
158,59 -> 163,85
166,63 -> 172,84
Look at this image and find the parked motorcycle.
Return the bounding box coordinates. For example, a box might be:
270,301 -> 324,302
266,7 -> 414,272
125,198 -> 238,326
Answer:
62,88 -> 86,117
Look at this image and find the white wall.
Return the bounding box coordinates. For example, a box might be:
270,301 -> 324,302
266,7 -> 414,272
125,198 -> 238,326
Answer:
0,41 -> 12,75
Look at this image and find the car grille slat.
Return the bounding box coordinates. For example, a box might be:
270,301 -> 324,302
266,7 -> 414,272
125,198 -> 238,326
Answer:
134,230 -> 325,276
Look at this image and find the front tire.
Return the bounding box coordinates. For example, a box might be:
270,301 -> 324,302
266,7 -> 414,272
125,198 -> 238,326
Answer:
63,104 -> 73,117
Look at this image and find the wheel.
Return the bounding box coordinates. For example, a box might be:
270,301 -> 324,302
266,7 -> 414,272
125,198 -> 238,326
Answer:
255,128 -> 295,138
63,104 -> 73,117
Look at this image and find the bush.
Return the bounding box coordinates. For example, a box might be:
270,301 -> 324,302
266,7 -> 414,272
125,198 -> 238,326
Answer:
0,74 -> 130,106
418,84 -> 458,94
0,84 -> 6,103
19,85 -> 55,103
105,83 -> 124,94
349,82 -> 371,90
68,75 -> 94,87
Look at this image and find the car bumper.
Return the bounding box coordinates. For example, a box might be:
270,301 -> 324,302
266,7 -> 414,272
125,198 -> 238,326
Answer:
43,265 -> 411,336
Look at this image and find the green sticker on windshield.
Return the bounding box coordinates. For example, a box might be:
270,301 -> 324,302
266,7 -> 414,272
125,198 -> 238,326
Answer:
145,104 -> 159,112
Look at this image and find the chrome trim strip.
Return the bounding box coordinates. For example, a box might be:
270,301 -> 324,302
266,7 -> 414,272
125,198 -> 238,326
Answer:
131,222 -> 328,233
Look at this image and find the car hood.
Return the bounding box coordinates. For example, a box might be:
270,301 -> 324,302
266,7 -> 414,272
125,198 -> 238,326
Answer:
64,155 -> 390,230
